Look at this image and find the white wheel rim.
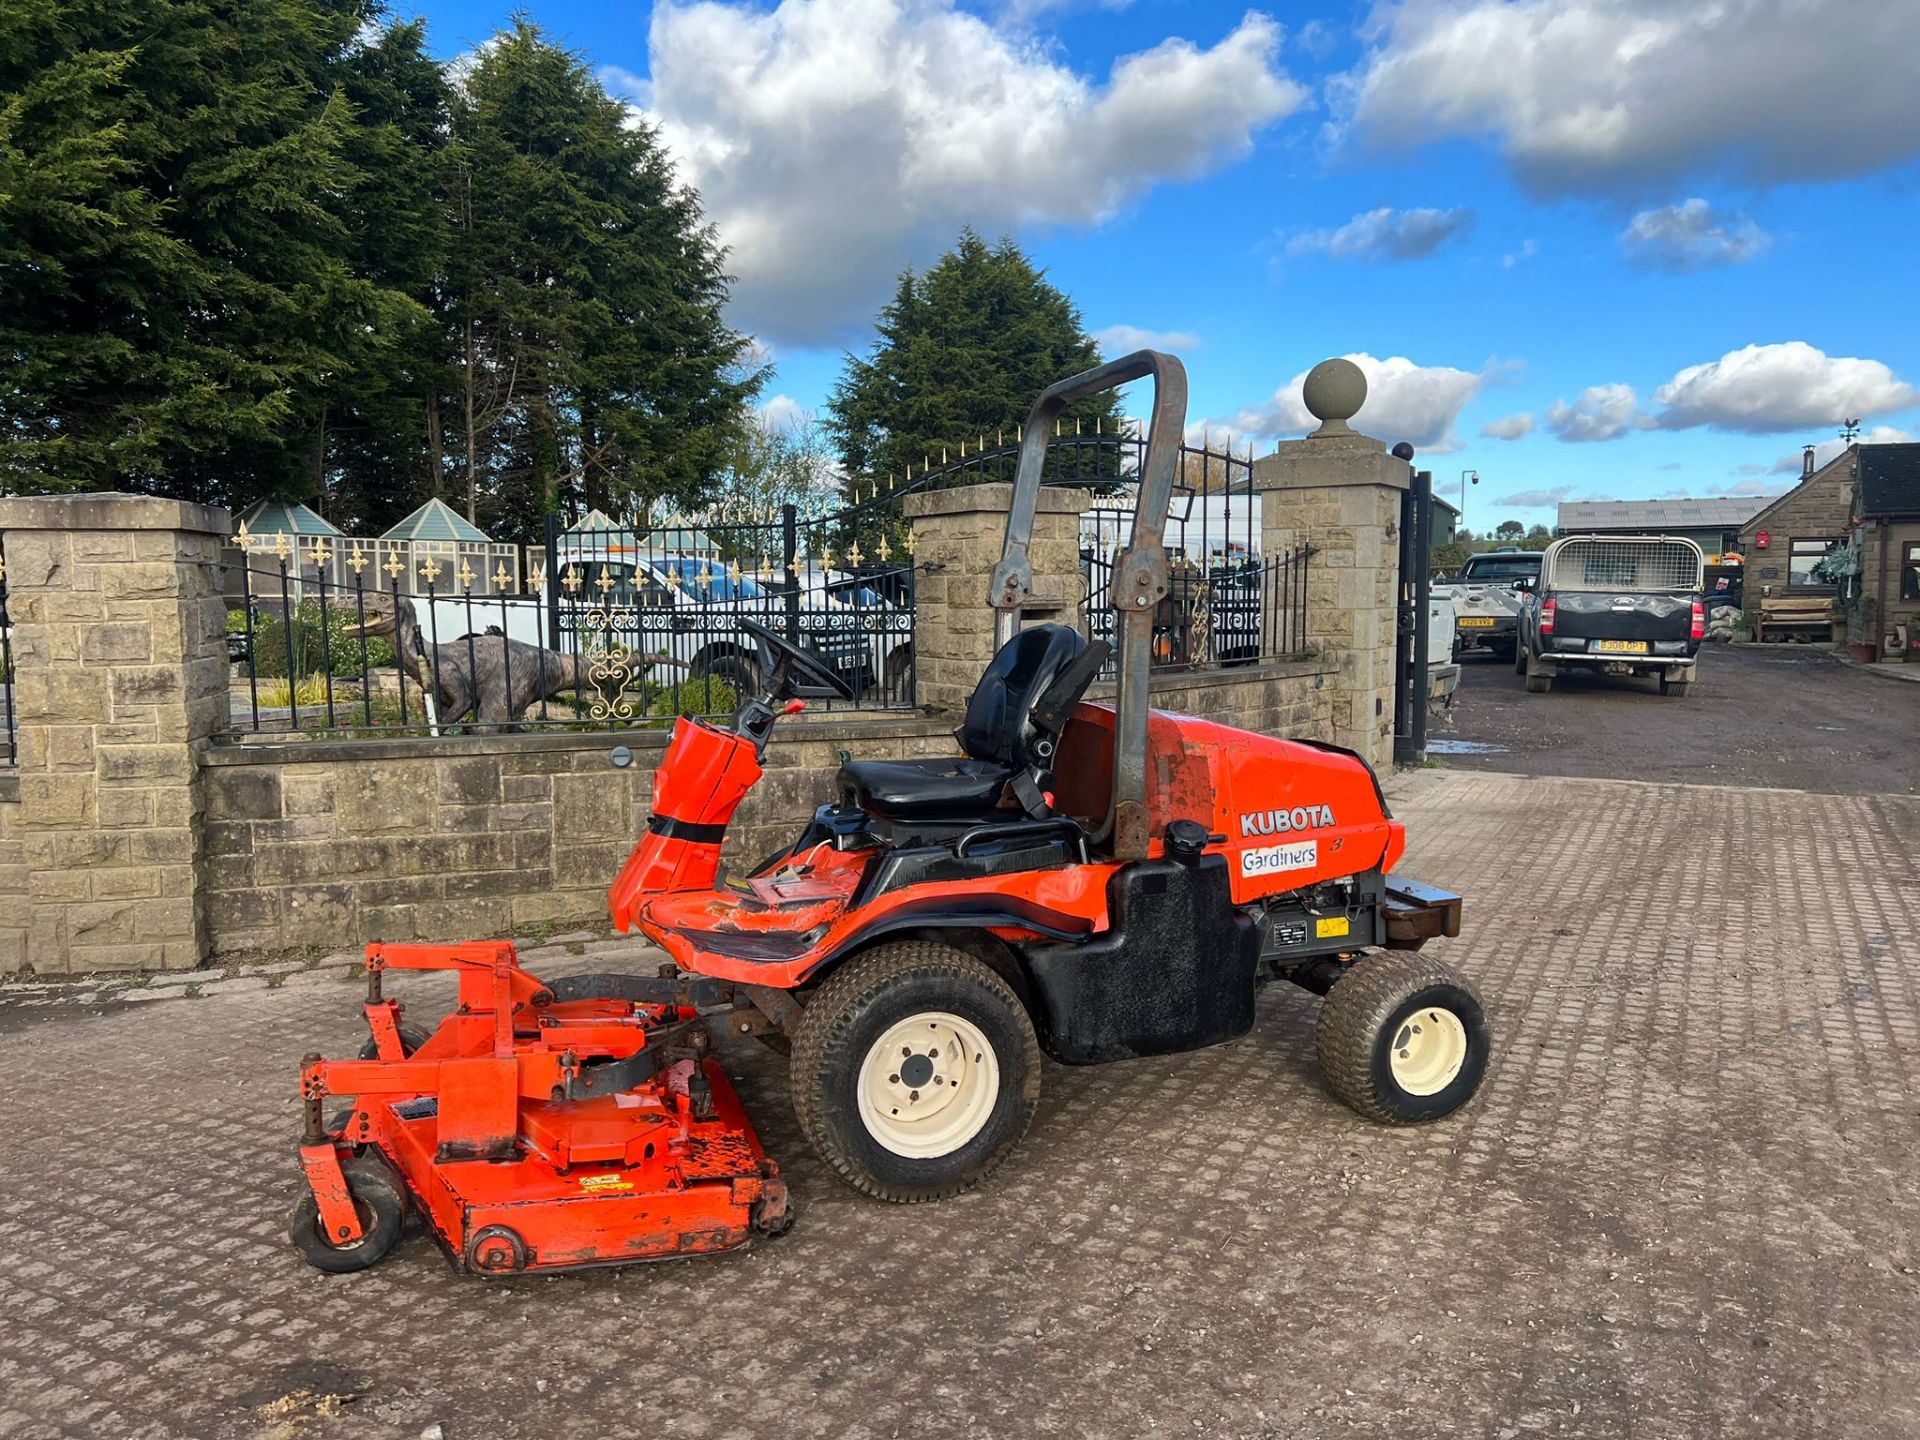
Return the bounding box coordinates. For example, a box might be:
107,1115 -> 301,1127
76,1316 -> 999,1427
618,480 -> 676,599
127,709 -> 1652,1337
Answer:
1387,1006 -> 1469,1096
856,1011 -> 1000,1159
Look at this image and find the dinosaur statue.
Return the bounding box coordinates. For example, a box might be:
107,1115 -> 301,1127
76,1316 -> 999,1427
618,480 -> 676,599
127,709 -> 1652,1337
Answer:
333,590 -> 682,731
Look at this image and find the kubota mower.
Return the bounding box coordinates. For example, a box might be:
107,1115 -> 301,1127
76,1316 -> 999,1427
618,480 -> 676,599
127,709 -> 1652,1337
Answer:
290,351 -> 1488,1276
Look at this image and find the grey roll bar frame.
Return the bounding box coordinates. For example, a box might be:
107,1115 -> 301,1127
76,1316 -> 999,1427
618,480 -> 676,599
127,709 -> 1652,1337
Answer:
986,349 -> 1189,861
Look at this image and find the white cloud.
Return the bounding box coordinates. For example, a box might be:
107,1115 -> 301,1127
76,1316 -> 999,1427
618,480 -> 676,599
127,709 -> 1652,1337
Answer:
1501,239 -> 1537,269
1341,0 -> 1920,193
1219,352 -> 1486,452
644,2 -> 1305,345
1093,324 -> 1201,355
758,394 -> 810,431
1650,342 -> 1918,434
1546,383 -> 1642,443
1480,412 -> 1533,441
1286,205 -> 1474,263
1494,485 -> 1578,508
1621,199 -> 1769,271
1706,477 -> 1790,498
1770,425 -> 1916,473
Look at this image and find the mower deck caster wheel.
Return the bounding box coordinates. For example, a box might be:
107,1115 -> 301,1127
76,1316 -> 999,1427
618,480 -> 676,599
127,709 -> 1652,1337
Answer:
290,1156 -> 408,1274
790,939 -> 1040,1203
359,1024 -> 432,1061
1315,954 -> 1491,1125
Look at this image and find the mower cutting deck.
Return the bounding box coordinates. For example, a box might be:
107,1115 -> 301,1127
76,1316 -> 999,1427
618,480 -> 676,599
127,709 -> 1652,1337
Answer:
291,349 -> 1489,1277
291,942 -> 788,1276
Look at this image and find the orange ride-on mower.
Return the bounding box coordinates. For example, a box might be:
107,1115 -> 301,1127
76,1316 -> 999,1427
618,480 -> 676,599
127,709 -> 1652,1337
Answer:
289,350 -> 1488,1277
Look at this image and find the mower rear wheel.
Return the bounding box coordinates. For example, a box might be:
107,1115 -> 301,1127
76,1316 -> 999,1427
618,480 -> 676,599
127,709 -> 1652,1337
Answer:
358,1023 -> 432,1061
790,940 -> 1040,1203
1316,954 -> 1490,1125
289,1155 -> 408,1274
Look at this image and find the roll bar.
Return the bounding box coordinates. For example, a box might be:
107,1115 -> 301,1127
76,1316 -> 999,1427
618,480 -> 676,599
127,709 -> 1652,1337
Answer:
988,350 -> 1189,861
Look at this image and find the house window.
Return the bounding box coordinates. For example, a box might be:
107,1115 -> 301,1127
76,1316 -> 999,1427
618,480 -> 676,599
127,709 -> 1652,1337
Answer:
1788,537 -> 1842,588
1903,542 -> 1920,602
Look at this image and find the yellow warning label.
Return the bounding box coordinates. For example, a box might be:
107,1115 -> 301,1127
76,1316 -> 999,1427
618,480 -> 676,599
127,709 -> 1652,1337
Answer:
1315,916 -> 1351,939
578,1174 -> 634,1193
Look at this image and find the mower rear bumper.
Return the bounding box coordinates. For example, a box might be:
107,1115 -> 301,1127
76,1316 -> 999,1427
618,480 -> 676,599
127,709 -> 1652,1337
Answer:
1383,878 -> 1463,949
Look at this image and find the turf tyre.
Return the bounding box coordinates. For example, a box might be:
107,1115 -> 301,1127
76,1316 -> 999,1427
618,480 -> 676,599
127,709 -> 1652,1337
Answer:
790,940 -> 1040,1203
1316,954 -> 1491,1125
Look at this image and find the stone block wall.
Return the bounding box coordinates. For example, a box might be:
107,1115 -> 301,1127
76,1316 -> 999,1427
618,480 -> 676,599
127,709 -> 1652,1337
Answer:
904,483 -> 1089,709
0,495 -> 230,973
1737,452 -> 1853,601
1253,433 -> 1407,766
200,717 -> 957,957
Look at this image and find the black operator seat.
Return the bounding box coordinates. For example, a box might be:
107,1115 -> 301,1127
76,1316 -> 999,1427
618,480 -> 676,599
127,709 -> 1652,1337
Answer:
839,623 -> 1105,823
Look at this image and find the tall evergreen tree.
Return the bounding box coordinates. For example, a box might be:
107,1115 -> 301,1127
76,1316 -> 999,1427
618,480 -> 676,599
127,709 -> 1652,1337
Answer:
446,24 -> 762,543
0,0 -> 420,504
825,230 -> 1121,495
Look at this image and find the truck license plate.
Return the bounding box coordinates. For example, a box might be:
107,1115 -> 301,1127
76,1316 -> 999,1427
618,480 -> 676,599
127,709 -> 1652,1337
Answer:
1457,617 -> 1496,629
1595,639 -> 1648,654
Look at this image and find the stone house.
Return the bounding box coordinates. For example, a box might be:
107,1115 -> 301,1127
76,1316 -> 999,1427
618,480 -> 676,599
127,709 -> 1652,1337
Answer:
1735,447 -> 1855,606
1848,444 -> 1920,655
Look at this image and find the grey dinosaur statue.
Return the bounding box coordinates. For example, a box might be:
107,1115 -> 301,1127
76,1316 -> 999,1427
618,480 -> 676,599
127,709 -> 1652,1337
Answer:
334,590 -> 683,730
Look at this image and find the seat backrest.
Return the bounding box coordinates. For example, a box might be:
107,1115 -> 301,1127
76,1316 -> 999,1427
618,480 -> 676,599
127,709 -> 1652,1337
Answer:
955,623 -> 1088,769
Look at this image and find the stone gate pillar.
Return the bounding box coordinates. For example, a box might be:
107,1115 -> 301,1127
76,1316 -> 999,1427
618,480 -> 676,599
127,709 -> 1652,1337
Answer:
1251,360 -> 1409,767
904,483 -> 1091,712
0,495 -> 231,972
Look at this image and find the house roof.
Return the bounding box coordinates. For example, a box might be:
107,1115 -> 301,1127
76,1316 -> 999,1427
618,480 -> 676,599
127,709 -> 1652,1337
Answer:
380,497 -> 492,544
1556,497 -> 1767,533
1432,494 -> 1461,518
1858,443 -> 1920,516
234,499 -> 342,539
564,508 -> 625,534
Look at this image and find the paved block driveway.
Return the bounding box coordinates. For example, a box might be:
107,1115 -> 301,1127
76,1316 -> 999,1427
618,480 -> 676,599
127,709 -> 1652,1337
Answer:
2,770 -> 1917,1439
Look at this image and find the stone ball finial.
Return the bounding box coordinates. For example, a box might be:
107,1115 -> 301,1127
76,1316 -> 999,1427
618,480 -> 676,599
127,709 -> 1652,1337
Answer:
1302,357 -> 1366,437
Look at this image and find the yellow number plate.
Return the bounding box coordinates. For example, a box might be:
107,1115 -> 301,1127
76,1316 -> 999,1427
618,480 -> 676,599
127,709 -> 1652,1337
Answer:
1457,617 -> 1497,628
1596,639 -> 1649,654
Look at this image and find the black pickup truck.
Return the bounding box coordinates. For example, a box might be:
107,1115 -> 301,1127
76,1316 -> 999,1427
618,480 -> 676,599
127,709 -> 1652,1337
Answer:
1515,535 -> 1706,697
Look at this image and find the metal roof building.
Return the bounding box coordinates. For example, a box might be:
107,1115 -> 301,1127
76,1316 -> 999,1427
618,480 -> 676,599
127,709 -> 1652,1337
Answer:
1555,497 -> 1768,554
379,497 -> 492,545
233,499 -> 342,539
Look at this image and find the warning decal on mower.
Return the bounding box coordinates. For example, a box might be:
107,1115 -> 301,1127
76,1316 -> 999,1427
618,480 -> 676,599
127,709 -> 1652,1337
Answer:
1240,840 -> 1317,878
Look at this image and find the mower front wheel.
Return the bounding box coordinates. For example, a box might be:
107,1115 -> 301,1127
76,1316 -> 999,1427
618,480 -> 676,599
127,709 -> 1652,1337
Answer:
289,1155 -> 408,1274
790,940 -> 1041,1203
358,1023 -> 432,1061
1316,954 -> 1490,1125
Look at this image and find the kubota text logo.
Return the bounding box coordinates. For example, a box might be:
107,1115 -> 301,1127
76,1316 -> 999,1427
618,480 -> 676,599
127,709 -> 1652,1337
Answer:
1239,805 -> 1336,837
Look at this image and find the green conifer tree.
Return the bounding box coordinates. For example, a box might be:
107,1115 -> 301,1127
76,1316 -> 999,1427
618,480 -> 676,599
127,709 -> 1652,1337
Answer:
825,229 -> 1122,495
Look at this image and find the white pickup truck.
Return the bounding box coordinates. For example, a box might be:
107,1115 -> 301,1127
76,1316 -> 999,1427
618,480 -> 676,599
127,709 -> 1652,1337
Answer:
1431,549 -> 1542,663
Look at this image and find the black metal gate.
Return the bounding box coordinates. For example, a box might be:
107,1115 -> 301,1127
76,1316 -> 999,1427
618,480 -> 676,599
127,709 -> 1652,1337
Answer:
1393,466 -> 1434,765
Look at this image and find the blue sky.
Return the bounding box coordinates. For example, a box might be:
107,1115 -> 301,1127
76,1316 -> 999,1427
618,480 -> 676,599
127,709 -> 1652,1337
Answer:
409,0 -> 1920,530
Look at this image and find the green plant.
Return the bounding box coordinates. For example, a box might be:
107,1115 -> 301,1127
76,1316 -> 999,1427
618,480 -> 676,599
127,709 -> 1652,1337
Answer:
648,676 -> 738,720
247,599 -> 396,679
259,673 -> 330,708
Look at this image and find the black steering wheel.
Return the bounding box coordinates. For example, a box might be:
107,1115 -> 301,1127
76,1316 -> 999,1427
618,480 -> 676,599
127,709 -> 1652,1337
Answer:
737,617 -> 854,700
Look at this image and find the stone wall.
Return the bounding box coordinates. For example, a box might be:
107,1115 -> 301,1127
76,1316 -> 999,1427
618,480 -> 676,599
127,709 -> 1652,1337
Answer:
196,658 -> 1334,960
904,483 -> 1088,710
0,495 -> 230,974
1253,431 -> 1406,767
200,715 -> 956,958
1737,451 -> 1854,602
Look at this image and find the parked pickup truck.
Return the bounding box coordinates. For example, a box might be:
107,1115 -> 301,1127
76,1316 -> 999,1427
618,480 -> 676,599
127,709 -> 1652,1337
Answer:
1431,549 -> 1542,663
1515,534 -> 1706,697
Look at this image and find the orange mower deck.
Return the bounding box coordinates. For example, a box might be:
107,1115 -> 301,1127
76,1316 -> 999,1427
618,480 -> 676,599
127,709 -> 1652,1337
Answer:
292,941 -> 788,1276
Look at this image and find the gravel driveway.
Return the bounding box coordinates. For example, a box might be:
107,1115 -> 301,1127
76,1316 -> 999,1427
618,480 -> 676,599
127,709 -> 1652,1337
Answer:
1432,643 -> 1920,795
